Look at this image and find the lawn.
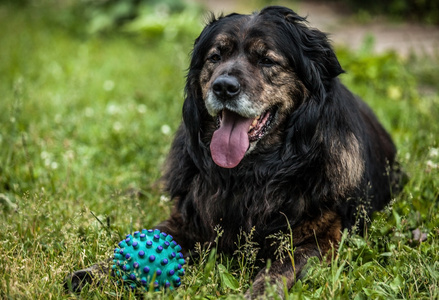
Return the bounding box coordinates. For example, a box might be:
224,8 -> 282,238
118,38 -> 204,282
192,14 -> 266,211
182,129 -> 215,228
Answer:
0,2 -> 438,299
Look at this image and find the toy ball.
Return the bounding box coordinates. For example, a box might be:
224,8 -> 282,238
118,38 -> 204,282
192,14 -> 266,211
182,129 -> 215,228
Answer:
112,229 -> 185,291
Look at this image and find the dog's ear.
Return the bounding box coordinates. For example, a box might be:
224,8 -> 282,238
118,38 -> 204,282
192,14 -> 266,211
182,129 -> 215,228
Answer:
182,72 -> 203,152
182,42 -> 213,169
284,9 -> 343,76
180,16 -> 222,169
182,88 -> 200,139
261,6 -> 344,94
182,19 -> 210,150
182,12 -> 232,148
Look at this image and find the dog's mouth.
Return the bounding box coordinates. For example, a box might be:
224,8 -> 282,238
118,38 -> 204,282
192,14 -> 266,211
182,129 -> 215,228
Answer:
247,108 -> 276,142
210,107 -> 276,169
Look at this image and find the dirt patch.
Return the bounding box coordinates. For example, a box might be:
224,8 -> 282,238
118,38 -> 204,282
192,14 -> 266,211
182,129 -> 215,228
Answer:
297,1 -> 439,57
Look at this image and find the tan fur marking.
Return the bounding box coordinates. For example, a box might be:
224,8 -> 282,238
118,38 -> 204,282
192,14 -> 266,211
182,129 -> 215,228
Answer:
327,133 -> 365,195
292,210 -> 342,248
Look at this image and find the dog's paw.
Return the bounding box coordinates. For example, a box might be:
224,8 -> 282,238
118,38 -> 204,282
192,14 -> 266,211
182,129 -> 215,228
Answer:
64,262 -> 111,293
244,271 -> 286,300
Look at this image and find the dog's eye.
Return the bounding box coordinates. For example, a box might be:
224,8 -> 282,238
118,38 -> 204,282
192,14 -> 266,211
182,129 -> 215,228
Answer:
259,57 -> 275,67
208,54 -> 221,63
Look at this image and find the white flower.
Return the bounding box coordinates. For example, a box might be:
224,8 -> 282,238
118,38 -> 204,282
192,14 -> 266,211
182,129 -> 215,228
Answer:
41,151 -> 50,160
103,80 -> 115,91
44,158 -> 51,167
426,160 -> 438,173
161,124 -> 171,135
137,104 -> 147,114
106,104 -> 119,115
160,195 -> 170,202
429,148 -> 438,158
113,122 -> 123,132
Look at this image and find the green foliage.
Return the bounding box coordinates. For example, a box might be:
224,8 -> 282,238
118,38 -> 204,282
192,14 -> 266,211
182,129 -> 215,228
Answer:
0,2 -> 438,299
72,0 -> 202,37
293,211 -> 439,299
338,0 -> 439,24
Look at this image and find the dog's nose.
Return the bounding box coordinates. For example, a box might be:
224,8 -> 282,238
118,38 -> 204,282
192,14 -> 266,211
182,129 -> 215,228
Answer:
212,76 -> 240,100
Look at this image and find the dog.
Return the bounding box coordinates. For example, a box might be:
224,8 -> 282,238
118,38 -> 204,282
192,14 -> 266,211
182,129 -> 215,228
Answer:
66,6 -> 404,298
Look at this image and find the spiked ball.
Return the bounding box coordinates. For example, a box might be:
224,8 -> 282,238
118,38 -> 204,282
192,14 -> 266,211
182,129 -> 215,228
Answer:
112,229 -> 185,291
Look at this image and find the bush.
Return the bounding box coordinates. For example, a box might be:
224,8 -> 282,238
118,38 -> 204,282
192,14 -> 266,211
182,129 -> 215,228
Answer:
73,0 -> 202,36
338,0 -> 439,24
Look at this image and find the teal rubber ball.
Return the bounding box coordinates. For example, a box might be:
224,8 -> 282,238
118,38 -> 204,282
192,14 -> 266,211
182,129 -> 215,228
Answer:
112,229 -> 185,291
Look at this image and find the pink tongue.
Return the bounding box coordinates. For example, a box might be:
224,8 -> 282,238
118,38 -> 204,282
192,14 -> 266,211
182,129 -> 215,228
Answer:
210,110 -> 253,168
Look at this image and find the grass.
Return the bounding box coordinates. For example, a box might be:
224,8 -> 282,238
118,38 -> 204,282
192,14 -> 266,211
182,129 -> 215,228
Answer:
0,2 -> 438,299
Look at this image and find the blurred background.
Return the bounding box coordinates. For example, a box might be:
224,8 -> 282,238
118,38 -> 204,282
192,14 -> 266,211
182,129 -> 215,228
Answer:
0,0 -> 438,299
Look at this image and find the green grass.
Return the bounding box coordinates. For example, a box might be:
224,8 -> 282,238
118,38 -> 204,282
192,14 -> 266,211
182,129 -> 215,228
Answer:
0,3 -> 438,299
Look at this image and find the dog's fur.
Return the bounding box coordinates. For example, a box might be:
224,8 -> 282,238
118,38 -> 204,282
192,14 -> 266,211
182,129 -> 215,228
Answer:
66,6 -> 404,298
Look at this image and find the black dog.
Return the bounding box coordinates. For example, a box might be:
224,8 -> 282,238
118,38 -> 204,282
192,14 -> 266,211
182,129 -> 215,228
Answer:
67,6 -> 404,298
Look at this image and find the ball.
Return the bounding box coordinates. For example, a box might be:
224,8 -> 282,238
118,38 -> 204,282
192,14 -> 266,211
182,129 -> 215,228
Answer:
112,229 -> 185,291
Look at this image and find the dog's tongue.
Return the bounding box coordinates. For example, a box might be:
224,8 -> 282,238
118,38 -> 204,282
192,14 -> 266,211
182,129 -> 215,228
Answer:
210,110 -> 253,168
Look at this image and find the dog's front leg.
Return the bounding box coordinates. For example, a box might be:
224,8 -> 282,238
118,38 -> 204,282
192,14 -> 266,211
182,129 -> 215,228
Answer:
246,211 -> 342,299
244,246 -> 319,299
64,260 -> 112,293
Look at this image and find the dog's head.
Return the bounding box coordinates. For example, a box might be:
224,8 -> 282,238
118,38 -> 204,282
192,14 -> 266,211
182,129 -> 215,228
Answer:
183,6 -> 344,169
